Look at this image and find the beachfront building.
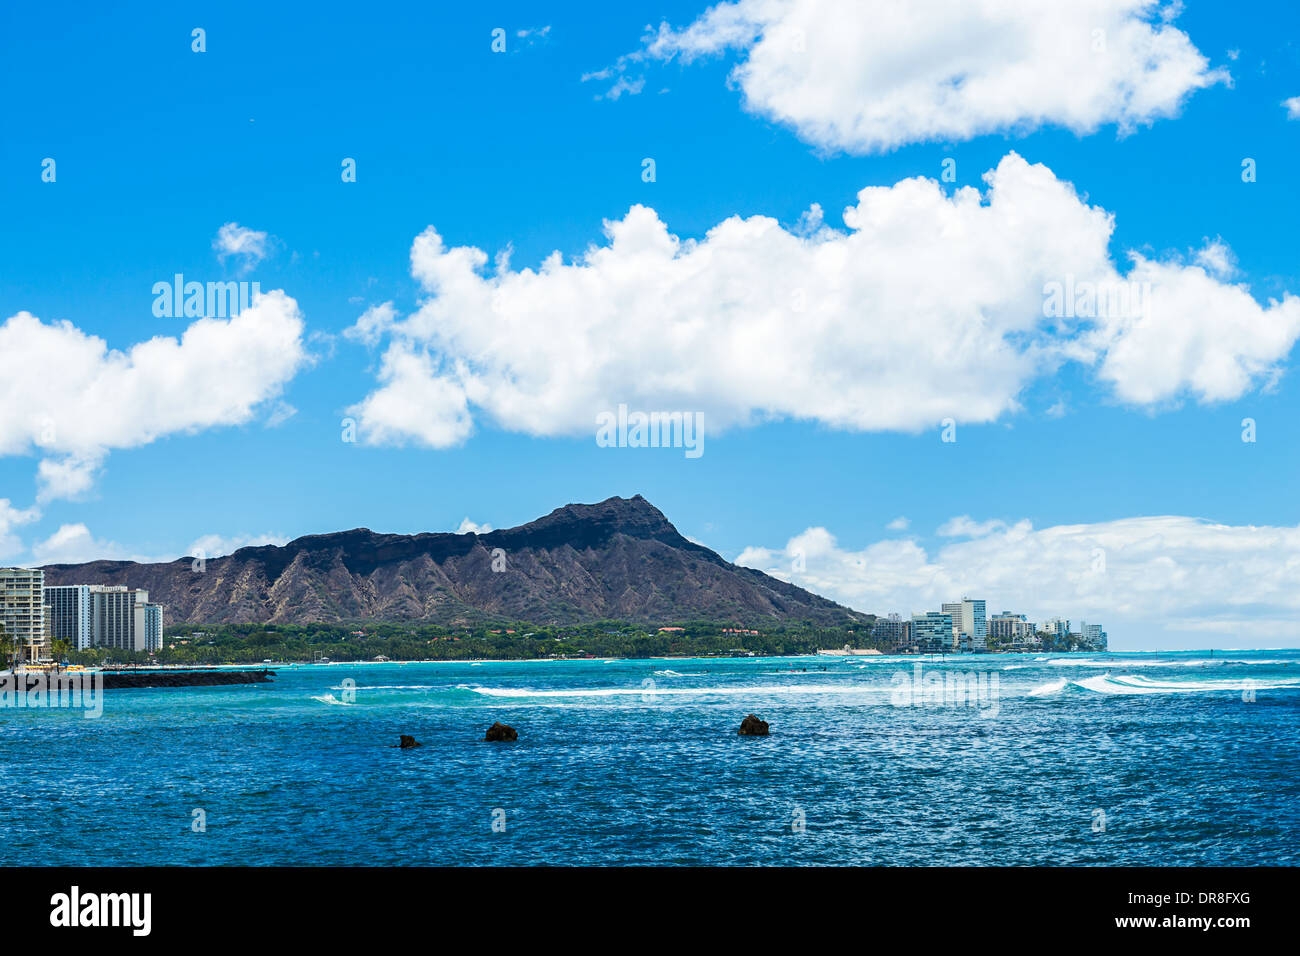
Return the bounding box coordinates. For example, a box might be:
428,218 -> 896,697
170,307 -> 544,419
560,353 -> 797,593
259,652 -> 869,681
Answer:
872,614 -> 912,651
911,611 -> 954,654
957,598 -> 987,652
45,584 -> 93,650
143,602 -> 164,653
940,598 -> 988,652
1080,622 -> 1107,650
93,586 -> 157,652
989,612 -> 1035,641
0,568 -> 46,662
45,584 -> 161,653
1042,617 -> 1070,639
941,602 -> 963,650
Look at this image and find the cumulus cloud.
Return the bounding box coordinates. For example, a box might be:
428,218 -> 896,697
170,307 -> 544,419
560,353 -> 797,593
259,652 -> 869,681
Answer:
885,516 -> 910,532
35,457 -> 100,503
0,499 -> 40,561
1084,251 -> 1300,404
213,222 -> 271,272
344,153 -> 1300,447
188,532 -> 290,559
735,515 -> 1300,646
344,302 -> 398,347
29,523 -> 128,565
1284,96 -> 1300,120
346,344 -> 473,448
1192,237 -> 1236,278
593,0 -> 1227,153
456,518 -> 493,534
0,291 -> 309,499
25,527 -> 286,566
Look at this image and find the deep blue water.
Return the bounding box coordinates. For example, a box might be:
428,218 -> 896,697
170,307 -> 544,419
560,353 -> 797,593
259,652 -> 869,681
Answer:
2,650 -> 1298,865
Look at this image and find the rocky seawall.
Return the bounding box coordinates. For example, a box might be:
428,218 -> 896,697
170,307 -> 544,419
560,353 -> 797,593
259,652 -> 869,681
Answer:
96,669 -> 275,690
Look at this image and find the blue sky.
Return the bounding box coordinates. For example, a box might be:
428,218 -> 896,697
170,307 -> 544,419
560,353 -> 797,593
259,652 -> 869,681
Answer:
2,1 -> 1299,647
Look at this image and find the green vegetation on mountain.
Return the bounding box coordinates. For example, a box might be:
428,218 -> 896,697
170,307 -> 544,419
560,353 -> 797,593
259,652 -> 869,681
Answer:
63,619 -> 879,665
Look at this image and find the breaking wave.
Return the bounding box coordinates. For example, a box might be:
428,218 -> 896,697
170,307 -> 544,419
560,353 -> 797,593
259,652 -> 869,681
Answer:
311,693 -> 352,706
468,683 -> 891,699
1027,678 -> 1069,697
1075,673 -> 1300,695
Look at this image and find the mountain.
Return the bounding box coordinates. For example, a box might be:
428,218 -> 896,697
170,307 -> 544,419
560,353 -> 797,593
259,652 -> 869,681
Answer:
40,495 -> 869,627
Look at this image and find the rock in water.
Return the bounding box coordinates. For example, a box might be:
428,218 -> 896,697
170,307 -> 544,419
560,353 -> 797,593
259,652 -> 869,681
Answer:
484,721 -> 518,742
738,714 -> 769,736
398,735 -> 421,749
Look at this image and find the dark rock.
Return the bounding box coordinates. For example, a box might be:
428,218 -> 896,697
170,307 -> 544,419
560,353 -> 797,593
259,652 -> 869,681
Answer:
738,714 -> 769,736
484,721 -> 518,742
397,734 -> 421,749
96,669 -> 274,690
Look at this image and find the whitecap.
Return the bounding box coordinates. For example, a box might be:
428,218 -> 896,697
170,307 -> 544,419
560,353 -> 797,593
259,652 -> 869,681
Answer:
311,693 -> 352,706
1027,678 -> 1069,697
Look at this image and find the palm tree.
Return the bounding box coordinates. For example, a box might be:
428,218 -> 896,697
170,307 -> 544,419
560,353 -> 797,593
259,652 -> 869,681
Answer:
0,621 -> 17,670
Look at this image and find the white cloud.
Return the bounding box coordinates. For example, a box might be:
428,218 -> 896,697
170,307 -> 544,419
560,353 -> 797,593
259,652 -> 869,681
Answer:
0,499 -> 40,561
886,516 -> 910,532
456,518 -> 493,534
188,532 -> 289,559
345,153 -> 1300,447
597,0 -> 1227,153
1284,96 -> 1300,119
26,527 -> 286,566
1192,237 -> 1236,278
29,523 -> 126,565
263,401 -> 297,428
593,75 -> 646,101
35,456 -> 100,503
0,291 -> 309,499
345,302 -> 398,347
736,515 -> 1300,647
937,516 -> 1010,538
1085,251 -> 1300,404
345,344 -> 473,447
213,222 -> 270,272
516,25 -> 552,43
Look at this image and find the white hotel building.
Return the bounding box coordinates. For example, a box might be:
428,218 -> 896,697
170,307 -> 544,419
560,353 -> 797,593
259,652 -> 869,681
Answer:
45,584 -> 164,653
0,568 -> 46,661
941,598 -> 988,652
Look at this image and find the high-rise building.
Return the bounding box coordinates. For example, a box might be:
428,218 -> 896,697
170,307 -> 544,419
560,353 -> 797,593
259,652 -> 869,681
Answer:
44,584 -> 161,653
989,612 -> 1037,643
941,602 -> 963,649
143,603 -> 164,653
872,614 -> 912,650
911,611 -> 954,653
941,598 -> 987,651
961,598 -> 987,651
45,584 -> 93,650
0,568 -> 46,662
1042,617 -> 1070,638
1081,623 -> 1106,649
91,586 -> 152,652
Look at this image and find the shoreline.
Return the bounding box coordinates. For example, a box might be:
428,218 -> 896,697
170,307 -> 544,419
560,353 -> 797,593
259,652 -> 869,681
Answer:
23,647 -> 1295,671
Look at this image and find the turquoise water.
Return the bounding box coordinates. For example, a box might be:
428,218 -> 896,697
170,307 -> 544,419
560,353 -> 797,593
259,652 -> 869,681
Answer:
2,650 -> 1298,865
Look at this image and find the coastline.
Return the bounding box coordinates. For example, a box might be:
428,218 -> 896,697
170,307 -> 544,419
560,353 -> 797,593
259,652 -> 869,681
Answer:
25,647 -> 1294,671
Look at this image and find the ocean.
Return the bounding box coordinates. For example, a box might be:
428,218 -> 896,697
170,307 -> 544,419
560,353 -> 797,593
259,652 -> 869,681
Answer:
2,650 -> 1297,866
